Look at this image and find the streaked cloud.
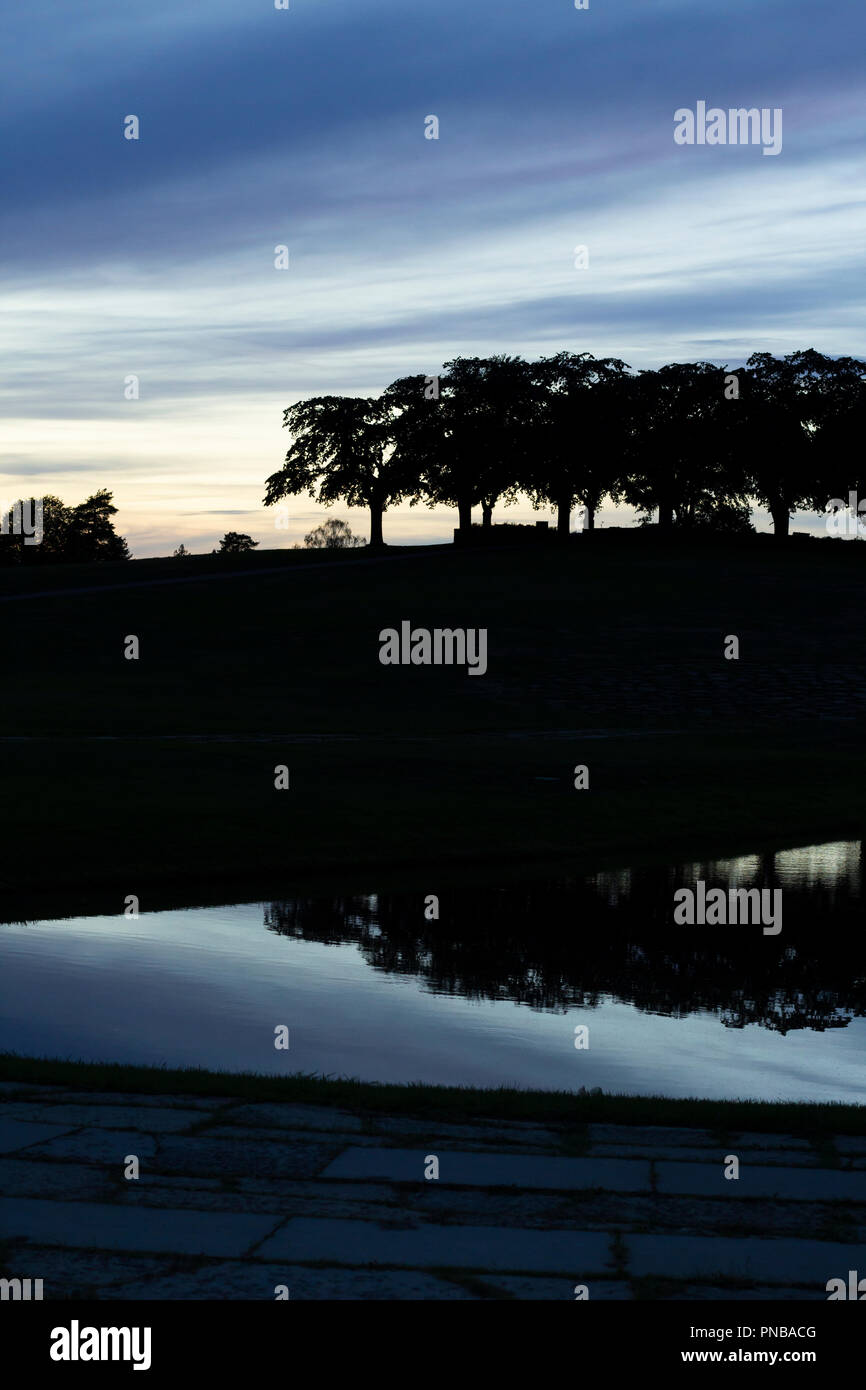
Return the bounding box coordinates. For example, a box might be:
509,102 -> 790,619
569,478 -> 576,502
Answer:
2,0 -> 863,553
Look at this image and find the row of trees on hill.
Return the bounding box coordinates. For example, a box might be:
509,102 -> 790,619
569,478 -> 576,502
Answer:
263,350 -> 866,544
0,489 -> 130,564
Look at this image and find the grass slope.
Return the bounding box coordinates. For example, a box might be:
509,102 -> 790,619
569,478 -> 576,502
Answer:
0,535 -> 863,907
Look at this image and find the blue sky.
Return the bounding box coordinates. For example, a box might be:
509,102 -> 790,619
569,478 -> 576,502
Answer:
3,0 -> 864,553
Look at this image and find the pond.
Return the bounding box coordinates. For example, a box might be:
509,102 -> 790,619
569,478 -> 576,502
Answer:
1,839 -> 863,1101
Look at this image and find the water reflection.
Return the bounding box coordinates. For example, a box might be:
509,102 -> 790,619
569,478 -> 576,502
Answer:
1,840 -> 864,1097
263,841 -> 863,1033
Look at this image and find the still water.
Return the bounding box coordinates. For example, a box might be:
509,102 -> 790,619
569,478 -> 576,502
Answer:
1,841 -> 863,1101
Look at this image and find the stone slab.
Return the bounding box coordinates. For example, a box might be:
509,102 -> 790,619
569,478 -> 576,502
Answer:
0,1157 -> 113,1202
588,1125 -> 810,1152
655,1161 -> 866,1202
627,1233 -> 862,1285
35,1091 -> 236,1111
227,1104 -> 364,1134
588,1125 -> 716,1149
595,1145 -> 818,1167
122,1183 -> 402,1220
99,1263 -> 477,1300
727,1132 -> 812,1151
28,1131 -> 158,1165
257,1217 -> 614,1274
489,1276 -> 632,1300
321,1147 -> 651,1192
0,1243 -> 170,1295
369,1116 -> 558,1148
204,1125 -> 374,1149
154,1135 -> 342,1180
2,1104 -> 203,1133
0,1196 -> 278,1257
0,1120 -> 75,1154
676,1283 -> 827,1301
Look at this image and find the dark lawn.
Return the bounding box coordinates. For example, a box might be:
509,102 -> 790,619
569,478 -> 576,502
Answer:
0,534 -> 863,905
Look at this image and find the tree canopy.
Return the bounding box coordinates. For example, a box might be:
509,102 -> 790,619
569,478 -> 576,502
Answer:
264,348 -> 866,541
0,489 -> 130,565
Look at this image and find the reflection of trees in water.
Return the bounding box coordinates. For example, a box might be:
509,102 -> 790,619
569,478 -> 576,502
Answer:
263,860 -> 865,1035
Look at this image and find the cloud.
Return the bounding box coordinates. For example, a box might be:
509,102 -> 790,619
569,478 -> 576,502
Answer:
1,0 -> 864,553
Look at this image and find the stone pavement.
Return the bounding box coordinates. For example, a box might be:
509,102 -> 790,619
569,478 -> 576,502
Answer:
1,1082 -> 863,1300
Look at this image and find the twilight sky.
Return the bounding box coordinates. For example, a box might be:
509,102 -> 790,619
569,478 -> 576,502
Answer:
3,0 -> 865,554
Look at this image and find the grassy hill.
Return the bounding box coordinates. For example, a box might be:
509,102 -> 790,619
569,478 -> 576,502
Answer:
1,534 -> 864,914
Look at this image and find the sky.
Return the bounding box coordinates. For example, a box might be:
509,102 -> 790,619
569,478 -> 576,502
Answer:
2,0 -> 865,555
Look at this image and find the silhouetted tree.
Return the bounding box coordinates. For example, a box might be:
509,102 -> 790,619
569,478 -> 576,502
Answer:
468,355 -> 538,526
683,497 -> 754,533
530,353 -> 631,532
387,356 -> 536,533
266,347 -> 866,547
382,371 -> 447,519
264,395 -> 406,548
805,353 -> 866,514
733,352 -> 828,538
0,490 -> 129,565
300,518 -> 365,548
0,494 -> 70,565
215,532 -> 258,554
619,363 -> 742,530
64,489 -> 130,562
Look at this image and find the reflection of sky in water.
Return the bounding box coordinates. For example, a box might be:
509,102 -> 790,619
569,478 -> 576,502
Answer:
0,842 -> 863,1102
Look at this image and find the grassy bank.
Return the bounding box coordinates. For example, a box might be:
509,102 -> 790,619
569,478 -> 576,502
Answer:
3,1053 -> 865,1136
0,536 -> 863,904
0,726 -> 860,917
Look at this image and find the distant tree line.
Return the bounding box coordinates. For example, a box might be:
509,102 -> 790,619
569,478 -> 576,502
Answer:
263,349 -> 866,545
0,489 -> 130,564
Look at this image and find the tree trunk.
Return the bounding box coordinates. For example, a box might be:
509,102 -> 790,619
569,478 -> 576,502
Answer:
769,498 -> 789,538
368,498 -> 385,548
584,503 -> 595,531
658,501 -> 674,531
556,494 -> 572,535
481,501 -> 493,528
457,497 -> 473,533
